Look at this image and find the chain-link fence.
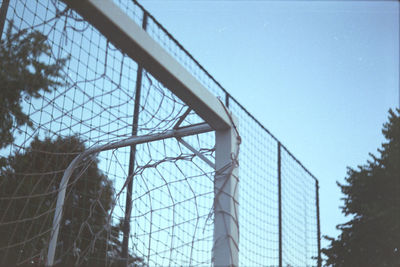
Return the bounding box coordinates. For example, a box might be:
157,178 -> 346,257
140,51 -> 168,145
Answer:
0,0 -> 321,266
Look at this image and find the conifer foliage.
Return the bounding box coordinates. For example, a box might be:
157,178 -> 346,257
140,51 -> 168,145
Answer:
322,109 -> 400,267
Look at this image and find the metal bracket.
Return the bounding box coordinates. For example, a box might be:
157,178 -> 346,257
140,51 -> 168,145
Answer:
173,107 -> 215,169
174,107 -> 192,129
176,137 -> 215,169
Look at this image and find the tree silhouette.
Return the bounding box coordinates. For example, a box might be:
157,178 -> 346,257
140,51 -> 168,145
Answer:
0,22 -> 67,151
322,109 -> 400,267
0,24 -> 144,266
0,136 -> 145,266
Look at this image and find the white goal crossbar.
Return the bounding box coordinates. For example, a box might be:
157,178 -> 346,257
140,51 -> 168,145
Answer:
62,0 -> 231,131
48,0 -> 241,266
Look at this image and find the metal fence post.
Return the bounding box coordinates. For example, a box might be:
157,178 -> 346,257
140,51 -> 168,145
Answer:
0,0 -> 10,37
278,142 -> 282,267
316,180 -> 322,267
121,11 -> 148,266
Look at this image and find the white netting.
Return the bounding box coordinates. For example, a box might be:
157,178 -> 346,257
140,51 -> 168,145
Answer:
0,0 -> 320,266
0,0 -> 219,265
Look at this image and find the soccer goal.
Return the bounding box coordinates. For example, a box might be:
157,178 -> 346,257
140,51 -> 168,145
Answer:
0,0 -> 239,266
0,0 -> 321,266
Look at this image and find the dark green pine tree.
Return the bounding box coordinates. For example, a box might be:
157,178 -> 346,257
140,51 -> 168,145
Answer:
322,109 -> 400,267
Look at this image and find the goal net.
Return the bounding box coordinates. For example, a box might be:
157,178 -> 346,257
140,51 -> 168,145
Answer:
0,0 -> 320,266
0,0 -> 239,266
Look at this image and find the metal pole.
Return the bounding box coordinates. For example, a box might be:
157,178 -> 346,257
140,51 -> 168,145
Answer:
121,12 -> 148,266
213,115 -> 239,267
316,180 -> 322,267
278,142 -> 282,267
46,122 -> 213,266
225,93 -> 230,108
0,0 -> 10,37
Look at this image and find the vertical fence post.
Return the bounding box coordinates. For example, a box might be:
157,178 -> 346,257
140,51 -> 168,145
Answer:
121,12 -> 148,266
278,142 -> 282,267
316,180 -> 322,267
213,114 -> 239,267
0,0 -> 10,37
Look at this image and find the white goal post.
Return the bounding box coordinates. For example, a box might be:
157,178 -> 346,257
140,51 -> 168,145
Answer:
45,0 -> 240,266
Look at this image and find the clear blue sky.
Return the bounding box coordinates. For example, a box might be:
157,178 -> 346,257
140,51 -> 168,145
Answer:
138,0 -> 399,248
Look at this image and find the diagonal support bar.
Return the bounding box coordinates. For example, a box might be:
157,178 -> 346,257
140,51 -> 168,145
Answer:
173,108 -> 192,129
176,137 -> 215,169
46,123 -> 213,266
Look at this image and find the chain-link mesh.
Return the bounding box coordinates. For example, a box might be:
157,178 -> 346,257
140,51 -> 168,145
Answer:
0,0 -> 320,266
0,0 -> 216,265
281,147 -> 319,267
